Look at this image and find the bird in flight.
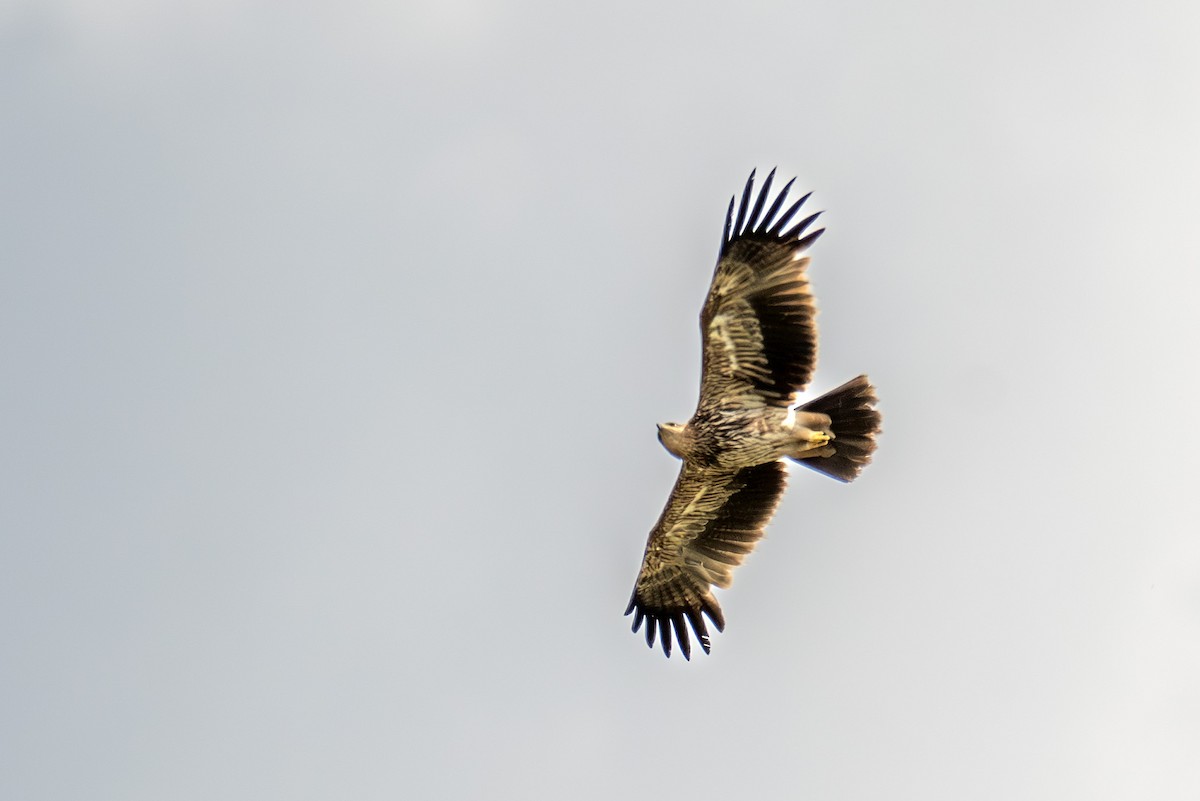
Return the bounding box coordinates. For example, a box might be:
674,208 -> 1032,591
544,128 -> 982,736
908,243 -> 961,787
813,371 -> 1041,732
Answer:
625,169 -> 881,659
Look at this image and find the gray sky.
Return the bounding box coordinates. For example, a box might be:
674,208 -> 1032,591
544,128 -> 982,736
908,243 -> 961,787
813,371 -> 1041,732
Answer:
3,1 -> 1199,799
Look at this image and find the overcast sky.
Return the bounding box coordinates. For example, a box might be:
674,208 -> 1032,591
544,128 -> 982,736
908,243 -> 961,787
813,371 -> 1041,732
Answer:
3,1 -> 1199,799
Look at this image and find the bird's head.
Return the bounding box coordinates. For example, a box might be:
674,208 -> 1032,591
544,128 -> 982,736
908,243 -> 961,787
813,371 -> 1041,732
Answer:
656,422 -> 688,459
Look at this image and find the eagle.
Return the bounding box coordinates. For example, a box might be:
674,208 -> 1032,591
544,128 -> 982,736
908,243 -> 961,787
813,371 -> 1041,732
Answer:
625,168 -> 882,659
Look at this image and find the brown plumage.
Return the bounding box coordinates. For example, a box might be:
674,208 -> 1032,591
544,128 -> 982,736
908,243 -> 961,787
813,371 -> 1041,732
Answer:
625,169 -> 882,659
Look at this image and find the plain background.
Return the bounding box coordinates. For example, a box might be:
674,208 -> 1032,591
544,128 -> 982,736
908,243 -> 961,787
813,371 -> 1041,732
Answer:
3,1 -> 1199,799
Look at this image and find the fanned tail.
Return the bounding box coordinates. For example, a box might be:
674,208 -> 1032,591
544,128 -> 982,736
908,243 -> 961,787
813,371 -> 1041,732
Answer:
792,375 -> 881,482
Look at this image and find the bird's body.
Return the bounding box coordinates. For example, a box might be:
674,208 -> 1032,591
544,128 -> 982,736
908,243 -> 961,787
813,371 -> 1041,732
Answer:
657,406 -> 835,468
625,169 -> 882,659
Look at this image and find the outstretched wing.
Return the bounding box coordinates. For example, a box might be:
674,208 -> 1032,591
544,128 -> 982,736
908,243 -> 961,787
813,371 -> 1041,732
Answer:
625,460 -> 788,659
698,169 -> 824,411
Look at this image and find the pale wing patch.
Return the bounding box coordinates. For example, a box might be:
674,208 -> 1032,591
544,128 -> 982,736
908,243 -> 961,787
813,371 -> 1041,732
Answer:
702,300 -> 775,407
709,309 -> 772,385
710,315 -> 739,371
641,476 -> 738,579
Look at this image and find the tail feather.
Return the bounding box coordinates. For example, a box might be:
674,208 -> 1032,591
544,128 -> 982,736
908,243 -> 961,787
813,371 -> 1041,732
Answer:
792,375 -> 881,482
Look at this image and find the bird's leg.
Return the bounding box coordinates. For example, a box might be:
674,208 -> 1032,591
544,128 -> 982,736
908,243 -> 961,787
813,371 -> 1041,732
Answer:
789,411 -> 835,458
793,411 -> 833,442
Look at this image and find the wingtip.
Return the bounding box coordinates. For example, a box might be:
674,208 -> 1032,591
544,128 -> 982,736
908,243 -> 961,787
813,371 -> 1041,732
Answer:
704,601 -> 726,633
780,209 -> 821,239
795,227 -> 825,251
672,613 -> 692,661
723,170 -> 821,248
685,607 -> 711,656
733,171 -> 755,238
721,195 -> 735,248
745,168 -> 775,234
630,606 -> 644,634
629,598 -> 721,659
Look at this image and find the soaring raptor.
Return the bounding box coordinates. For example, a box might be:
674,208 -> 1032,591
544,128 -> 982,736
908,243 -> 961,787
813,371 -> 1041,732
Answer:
625,169 -> 881,659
